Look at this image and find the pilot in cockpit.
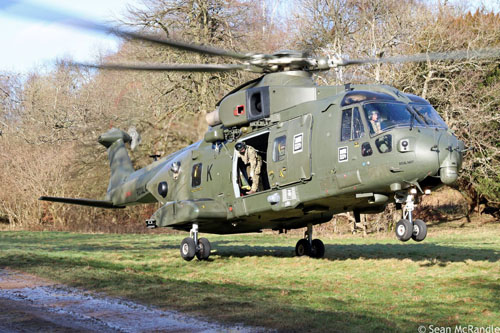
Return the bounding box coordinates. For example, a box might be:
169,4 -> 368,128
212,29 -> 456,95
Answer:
368,110 -> 382,134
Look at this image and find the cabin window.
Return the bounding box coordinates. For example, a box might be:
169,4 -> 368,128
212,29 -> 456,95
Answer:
191,163 -> 203,187
273,135 -> 286,162
341,107 -> 365,141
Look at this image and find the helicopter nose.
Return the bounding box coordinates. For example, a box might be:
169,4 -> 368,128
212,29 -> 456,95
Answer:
437,132 -> 464,185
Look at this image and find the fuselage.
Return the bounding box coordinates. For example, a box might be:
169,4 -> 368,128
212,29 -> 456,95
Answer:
108,72 -> 464,234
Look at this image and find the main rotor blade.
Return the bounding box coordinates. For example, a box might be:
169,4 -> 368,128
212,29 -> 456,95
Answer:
343,48 -> 500,66
0,0 -> 250,60
72,62 -> 246,72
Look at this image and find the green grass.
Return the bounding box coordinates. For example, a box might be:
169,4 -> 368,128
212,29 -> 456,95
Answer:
0,225 -> 499,332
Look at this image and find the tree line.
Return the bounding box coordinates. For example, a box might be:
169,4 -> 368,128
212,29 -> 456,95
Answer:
0,0 -> 498,231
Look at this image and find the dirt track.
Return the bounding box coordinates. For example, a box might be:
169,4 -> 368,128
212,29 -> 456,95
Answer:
0,269 -> 261,332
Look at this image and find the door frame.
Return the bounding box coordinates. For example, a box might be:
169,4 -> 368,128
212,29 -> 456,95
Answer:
232,130 -> 270,198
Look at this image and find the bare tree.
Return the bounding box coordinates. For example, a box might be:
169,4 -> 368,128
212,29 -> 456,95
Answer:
392,8 -> 500,215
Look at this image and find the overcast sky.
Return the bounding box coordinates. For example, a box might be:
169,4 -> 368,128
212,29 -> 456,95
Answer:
0,0 -> 141,73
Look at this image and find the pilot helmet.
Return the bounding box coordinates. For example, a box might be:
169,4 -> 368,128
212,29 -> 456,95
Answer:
369,110 -> 380,118
235,142 -> 246,151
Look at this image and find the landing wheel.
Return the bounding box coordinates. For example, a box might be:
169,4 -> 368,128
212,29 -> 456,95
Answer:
180,237 -> 196,261
295,239 -> 311,256
311,239 -> 325,258
411,219 -> 427,242
196,237 -> 211,260
395,219 -> 413,242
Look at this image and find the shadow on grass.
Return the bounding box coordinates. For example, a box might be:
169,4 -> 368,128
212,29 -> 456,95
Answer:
212,242 -> 500,264
2,232 -> 498,264
0,233 -> 180,252
0,253 -> 398,332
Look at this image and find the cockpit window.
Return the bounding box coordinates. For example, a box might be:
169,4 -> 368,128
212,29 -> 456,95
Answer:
411,104 -> 448,129
363,102 -> 424,135
341,107 -> 365,141
341,91 -> 396,107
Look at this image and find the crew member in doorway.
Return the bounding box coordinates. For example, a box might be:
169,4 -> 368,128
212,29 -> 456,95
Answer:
235,142 -> 262,194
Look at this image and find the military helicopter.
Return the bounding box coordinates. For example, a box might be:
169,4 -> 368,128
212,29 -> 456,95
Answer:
10,1 -> 496,261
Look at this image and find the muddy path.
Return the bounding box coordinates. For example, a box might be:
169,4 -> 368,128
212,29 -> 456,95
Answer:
0,269 -> 265,332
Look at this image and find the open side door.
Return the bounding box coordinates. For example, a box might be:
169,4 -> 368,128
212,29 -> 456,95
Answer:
232,131 -> 271,198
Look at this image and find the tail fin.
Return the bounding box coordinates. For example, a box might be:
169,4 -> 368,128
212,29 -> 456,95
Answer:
98,128 -> 134,193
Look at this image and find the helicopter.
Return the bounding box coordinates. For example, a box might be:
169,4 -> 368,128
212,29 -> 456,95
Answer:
9,1 -> 497,261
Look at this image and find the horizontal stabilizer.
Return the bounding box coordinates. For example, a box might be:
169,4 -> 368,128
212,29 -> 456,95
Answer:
39,196 -> 125,209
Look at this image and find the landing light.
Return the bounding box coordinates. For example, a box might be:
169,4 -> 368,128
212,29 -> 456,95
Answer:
410,188 -> 417,194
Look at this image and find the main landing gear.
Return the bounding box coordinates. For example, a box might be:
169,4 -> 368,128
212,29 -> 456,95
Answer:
295,224 -> 325,258
180,224 -> 211,261
395,190 -> 428,242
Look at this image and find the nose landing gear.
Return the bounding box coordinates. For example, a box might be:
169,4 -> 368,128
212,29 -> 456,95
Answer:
395,191 -> 428,242
411,219 -> 427,242
180,224 -> 212,261
295,224 -> 325,258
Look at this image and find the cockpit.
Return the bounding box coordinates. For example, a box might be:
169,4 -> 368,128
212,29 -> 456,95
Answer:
337,89 -> 462,189
341,91 -> 448,136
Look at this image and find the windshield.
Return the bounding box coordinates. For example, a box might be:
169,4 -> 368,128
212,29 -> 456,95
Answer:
363,102 -> 424,135
411,104 -> 448,129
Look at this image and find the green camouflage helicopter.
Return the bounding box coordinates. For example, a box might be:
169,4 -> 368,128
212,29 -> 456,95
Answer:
10,1 -> 497,261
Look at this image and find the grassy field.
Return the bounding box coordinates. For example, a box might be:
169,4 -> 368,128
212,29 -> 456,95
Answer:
0,224 -> 499,332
